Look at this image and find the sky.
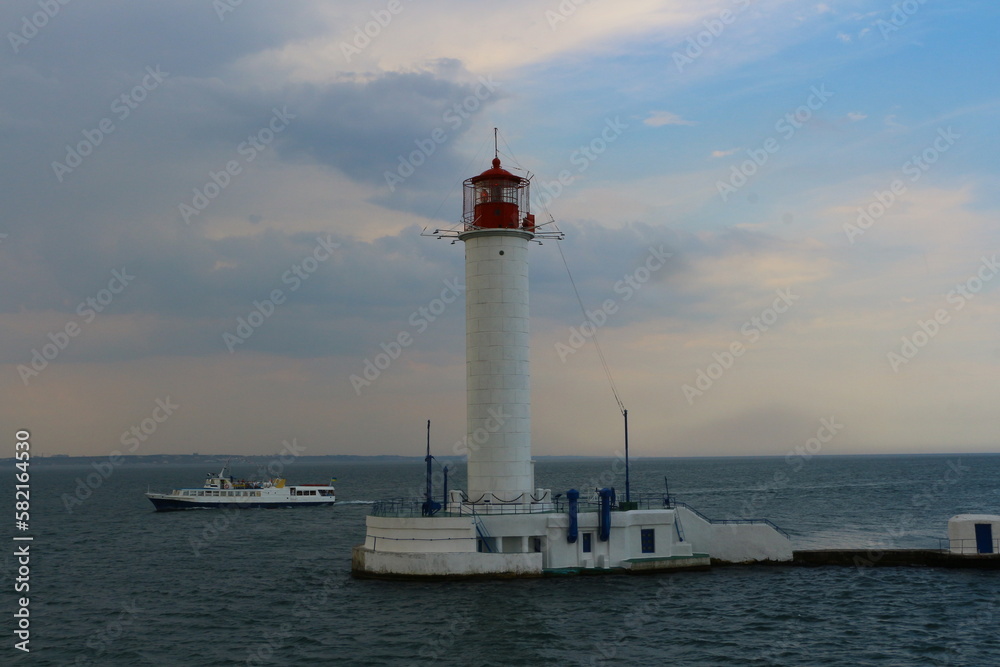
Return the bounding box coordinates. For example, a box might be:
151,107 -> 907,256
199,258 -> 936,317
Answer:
2,0 -> 999,459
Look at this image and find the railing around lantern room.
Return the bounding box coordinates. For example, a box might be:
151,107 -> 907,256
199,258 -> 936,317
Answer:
461,175 -> 532,231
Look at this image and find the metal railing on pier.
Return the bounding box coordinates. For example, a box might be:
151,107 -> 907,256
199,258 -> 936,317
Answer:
937,537 -> 1000,555
671,501 -> 791,540
370,492 -> 679,519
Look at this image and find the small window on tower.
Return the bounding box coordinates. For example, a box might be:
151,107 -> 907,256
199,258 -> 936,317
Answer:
641,529 -> 655,554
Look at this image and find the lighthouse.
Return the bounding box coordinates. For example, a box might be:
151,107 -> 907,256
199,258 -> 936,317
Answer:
352,144 -> 793,579
460,157 -> 537,505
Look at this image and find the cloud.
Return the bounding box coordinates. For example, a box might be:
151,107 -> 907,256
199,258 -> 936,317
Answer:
3,0 -> 997,457
711,148 -> 741,158
643,110 -> 697,127
238,2 -> 719,79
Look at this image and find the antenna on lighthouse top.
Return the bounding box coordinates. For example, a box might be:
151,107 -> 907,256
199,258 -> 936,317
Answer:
494,127 -> 499,160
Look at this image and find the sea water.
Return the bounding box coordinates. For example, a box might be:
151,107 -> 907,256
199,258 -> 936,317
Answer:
3,454 -> 999,665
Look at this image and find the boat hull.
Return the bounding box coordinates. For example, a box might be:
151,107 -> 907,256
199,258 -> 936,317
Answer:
146,494 -> 336,512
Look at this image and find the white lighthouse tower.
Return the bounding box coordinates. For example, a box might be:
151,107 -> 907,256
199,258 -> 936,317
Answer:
460,157 -> 537,505
352,146 -> 792,579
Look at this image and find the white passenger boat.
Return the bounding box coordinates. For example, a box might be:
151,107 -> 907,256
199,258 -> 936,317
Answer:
146,463 -> 336,511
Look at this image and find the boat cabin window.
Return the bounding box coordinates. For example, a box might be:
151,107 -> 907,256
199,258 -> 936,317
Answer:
583,533 -> 592,553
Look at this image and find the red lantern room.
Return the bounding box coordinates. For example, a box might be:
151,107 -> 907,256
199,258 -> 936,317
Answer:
462,157 -> 535,232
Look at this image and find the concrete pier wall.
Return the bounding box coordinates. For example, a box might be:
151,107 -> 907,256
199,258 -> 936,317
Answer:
791,549 -> 1000,569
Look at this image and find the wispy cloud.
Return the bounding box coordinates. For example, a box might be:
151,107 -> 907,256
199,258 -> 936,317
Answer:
644,111 -> 696,127
711,148 -> 741,158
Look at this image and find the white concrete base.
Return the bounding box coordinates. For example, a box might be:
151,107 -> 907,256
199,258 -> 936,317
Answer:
675,505 -> 793,563
352,504 -> 792,578
621,554 -> 711,572
364,515 -> 476,553
353,546 -> 543,578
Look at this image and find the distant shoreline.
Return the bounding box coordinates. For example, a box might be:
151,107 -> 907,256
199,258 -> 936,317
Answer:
4,452 -> 998,465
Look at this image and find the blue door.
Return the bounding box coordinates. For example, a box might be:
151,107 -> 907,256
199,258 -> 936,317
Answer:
974,523 -> 994,554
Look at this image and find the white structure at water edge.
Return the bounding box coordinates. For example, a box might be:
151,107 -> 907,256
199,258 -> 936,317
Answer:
948,514 -> 1000,555
352,153 -> 792,578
